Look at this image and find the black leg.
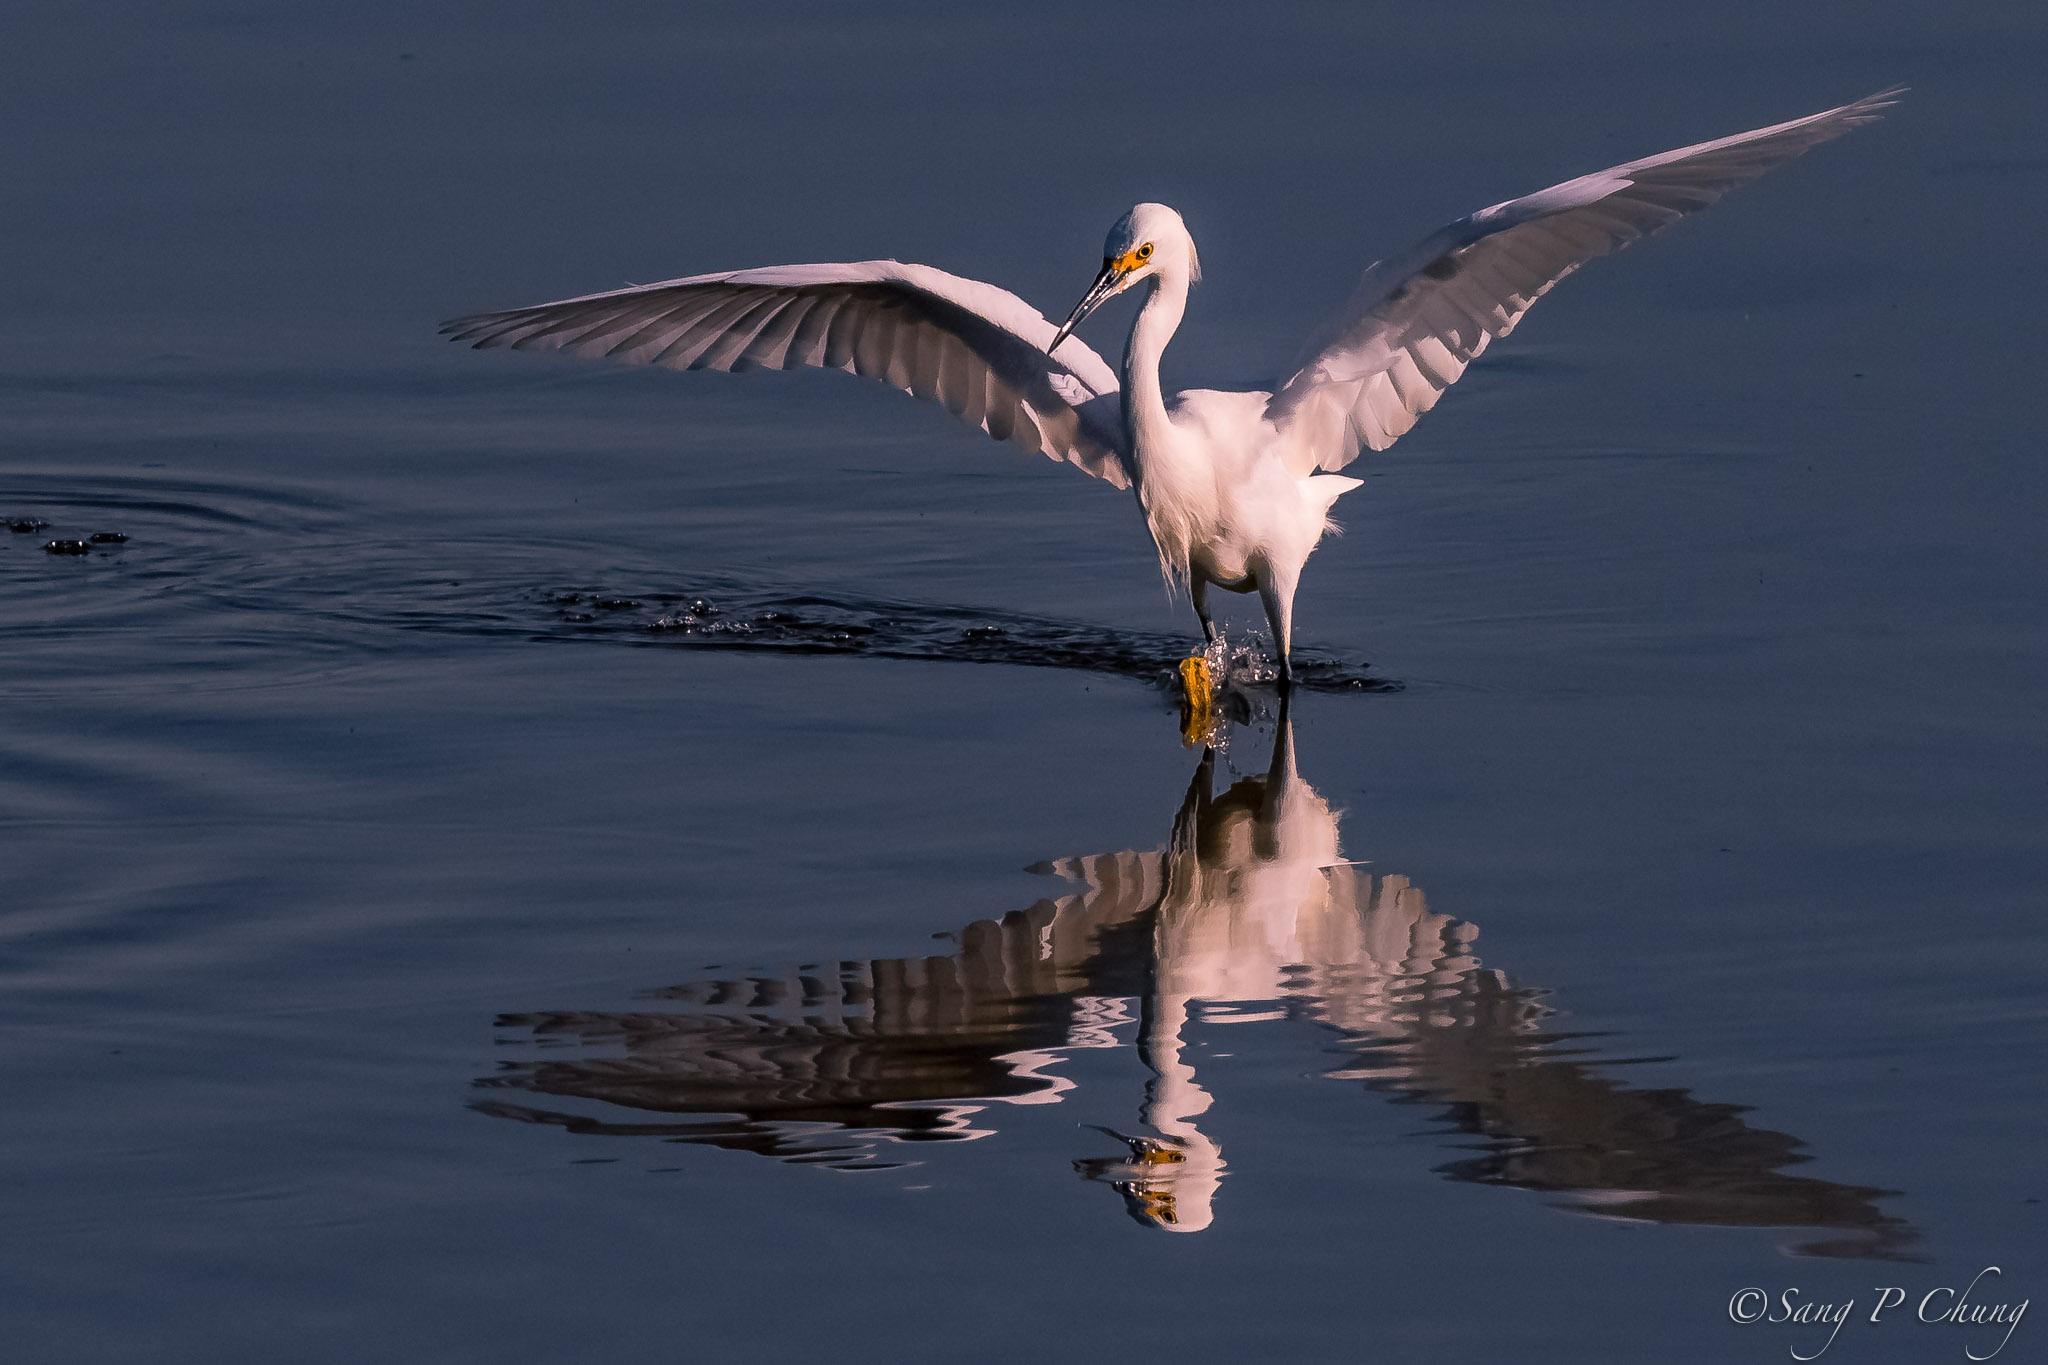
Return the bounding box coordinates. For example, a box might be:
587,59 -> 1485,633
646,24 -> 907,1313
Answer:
1190,577 -> 1218,643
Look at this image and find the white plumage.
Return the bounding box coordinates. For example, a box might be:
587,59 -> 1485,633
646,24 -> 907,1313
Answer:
445,88 -> 1898,681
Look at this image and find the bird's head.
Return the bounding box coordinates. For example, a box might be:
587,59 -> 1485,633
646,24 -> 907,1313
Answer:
1050,203 -> 1200,353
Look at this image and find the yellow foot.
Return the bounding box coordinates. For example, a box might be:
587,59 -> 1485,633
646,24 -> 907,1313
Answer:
1177,654 -> 1215,746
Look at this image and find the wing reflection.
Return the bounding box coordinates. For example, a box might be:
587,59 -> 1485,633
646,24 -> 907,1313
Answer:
474,708 -> 1912,1256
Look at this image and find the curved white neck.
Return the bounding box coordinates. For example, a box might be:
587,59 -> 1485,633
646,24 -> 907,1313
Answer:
1121,270 -> 1188,459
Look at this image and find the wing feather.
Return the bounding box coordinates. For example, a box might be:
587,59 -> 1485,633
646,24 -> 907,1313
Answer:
822,295 -> 863,371
604,297 -> 716,363
695,294 -> 788,372
652,291 -> 761,368
785,293 -> 839,368
1270,88 -> 1901,470
444,260 -> 1131,487
736,293 -> 814,371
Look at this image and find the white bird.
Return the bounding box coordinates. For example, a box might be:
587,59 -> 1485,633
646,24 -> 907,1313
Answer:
444,89 -> 1898,684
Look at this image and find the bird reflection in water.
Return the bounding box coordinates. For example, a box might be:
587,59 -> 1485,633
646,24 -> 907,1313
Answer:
474,708 -> 1912,1258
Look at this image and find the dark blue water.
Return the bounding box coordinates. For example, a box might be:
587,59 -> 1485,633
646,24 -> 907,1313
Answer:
4,5 -> 2044,1362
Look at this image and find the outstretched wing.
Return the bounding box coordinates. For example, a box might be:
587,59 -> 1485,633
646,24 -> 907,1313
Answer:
1268,88 -> 1902,471
443,260 -> 1132,487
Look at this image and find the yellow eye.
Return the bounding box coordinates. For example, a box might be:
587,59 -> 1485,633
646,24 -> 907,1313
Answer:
1136,243 -> 1154,261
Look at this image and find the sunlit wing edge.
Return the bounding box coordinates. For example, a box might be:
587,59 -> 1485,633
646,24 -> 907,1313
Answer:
443,260 -> 1133,488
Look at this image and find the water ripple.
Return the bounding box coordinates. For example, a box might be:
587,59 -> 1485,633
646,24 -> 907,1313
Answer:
3,471 -> 1398,696
541,589 -> 1398,694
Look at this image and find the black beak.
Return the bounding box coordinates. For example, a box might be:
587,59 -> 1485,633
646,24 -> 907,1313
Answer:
1049,258 -> 1124,355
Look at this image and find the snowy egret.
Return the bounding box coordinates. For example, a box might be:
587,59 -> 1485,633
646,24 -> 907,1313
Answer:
444,89 -> 1898,683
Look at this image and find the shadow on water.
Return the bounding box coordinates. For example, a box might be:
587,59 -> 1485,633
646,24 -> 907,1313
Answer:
473,709 -> 1914,1259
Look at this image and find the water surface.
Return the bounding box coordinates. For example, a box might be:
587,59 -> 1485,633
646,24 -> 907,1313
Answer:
3,4 -> 2044,1363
